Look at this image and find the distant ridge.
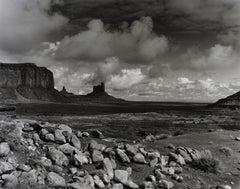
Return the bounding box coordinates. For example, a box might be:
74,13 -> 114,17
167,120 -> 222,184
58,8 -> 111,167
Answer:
211,91 -> 240,109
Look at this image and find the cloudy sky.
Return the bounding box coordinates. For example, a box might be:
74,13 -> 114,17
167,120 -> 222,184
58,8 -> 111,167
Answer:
1,0 -> 240,102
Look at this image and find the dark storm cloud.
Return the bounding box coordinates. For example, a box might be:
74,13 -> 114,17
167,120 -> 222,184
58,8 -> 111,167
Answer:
57,0 -> 240,35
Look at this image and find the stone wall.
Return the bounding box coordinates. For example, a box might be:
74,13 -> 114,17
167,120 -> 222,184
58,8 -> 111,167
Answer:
0,63 -> 54,89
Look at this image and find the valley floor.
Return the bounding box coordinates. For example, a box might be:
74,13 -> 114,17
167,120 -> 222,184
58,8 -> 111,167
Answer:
0,102 -> 239,188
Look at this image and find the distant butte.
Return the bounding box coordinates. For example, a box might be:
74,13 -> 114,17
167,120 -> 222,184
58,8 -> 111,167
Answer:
0,63 -> 123,103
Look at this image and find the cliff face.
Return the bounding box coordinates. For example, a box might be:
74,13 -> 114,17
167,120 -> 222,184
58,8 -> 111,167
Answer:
0,63 -> 54,89
0,63 -> 71,103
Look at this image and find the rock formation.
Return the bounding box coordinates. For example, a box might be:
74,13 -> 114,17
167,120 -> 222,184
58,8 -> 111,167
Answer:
212,91 -> 240,109
0,63 -> 123,103
0,63 -> 68,103
93,82 -> 105,94
86,82 -> 125,102
0,63 -> 54,89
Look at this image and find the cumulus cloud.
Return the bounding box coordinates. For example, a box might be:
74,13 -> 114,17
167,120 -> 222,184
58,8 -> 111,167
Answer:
180,44 -> 238,71
93,57 -> 121,83
178,77 -> 194,85
55,17 -> 168,63
107,68 -> 146,91
176,77 -> 233,99
0,0 -> 67,53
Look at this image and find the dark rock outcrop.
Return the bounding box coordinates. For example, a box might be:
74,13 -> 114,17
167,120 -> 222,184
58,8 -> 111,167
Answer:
0,63 -> 54,89
93,82 -> 105,94
0,63 -> 69,103
86,82 -> 125,102
211,91 -> 240,109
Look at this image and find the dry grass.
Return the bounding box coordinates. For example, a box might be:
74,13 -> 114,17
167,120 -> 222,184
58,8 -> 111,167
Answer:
218,146 -> 233,156
191,150 -> 223,173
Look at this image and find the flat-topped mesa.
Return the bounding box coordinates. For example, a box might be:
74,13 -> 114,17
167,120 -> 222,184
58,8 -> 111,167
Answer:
0,63 -> 54,89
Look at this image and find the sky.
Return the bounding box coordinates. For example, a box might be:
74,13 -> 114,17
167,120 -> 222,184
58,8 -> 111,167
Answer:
1,0 -> 240,102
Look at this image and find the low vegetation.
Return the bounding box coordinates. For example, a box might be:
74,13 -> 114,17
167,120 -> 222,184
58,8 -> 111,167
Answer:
191,150 -> 223,173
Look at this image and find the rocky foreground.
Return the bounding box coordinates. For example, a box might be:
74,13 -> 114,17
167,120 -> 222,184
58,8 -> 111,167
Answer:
0,119 -> 233,189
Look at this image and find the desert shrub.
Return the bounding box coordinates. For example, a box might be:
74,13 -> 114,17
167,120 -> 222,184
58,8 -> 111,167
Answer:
218,146 -> 233,156
173,130 -> 184,136
191,150 -> 223,173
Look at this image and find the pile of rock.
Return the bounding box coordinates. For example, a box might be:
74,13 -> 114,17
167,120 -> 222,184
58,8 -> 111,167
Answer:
0,119 -> 230,189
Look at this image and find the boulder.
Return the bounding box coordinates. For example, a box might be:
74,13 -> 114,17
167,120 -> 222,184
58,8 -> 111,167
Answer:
22,125 -> 34,132
47,172 -> 66,187
111,183 -> 124,189
103,158 -> 114,179
73,154 -> 88,166
148,151 -> 160,160
148,175 -> 156,182
133,153 -> 146,164
160,155 -> 169,166
125,144 -> 139,156
76,131 -> 82,138
126,167 -> 132,178
160,167 -> 175,176
172,165 -> 183,174
40,157 -> 52,168
52,165 -> 63,173
17,164 -> 31,172
93,175 -> 105,188
57,143 -> 75,155
54,129 -> 66,144
1,174 -> 18,188
32,133 -> 41,143
44,133 -> 55,142
168,152 -> 185,165
158,180 -> 174,189
149,158 -> 158,167
58,124 -> 72,134
84,175 -> 95,188
40,128 -> 48,136
47,147 -> 69,166
82,132 -> 90,137
89,140 -> 106,152
92,150 -> 104,163
171,174 -> 183,182
154,169 -> 166,180
116,149 -> 130,163
125,180 -> 139,189
0,162 -> 14,175
62,131 -> 72,142
71,134 -> 81,150
0,143 -> 10,157
114,170 -> 128,184
70,167 -> 78,175
176,147 -> 192,163
185,148 -> 201,161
